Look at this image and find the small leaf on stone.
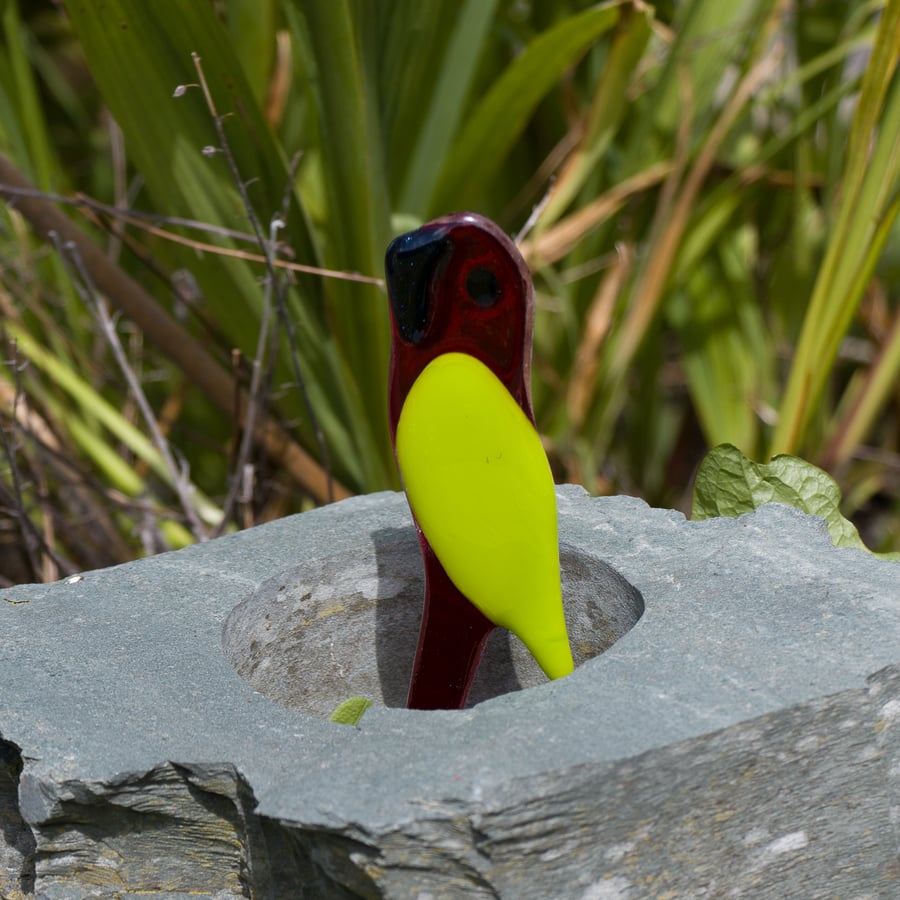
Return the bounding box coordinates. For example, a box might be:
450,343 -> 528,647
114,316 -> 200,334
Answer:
692,444 -> 899,560
329,697 -> 373,726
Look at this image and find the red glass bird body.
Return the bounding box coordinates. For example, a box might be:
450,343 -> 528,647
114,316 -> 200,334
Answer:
385,213 -> 573,710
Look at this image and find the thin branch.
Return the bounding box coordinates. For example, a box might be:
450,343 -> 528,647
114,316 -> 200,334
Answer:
0,348 -> 72,579
0,183 -> 281,246
190,52 -> 336,504
0,182 -> 384,286
0,356 -> 43,579
52,233 -> 210,541
216,214 -> 280,534
270,151 -> 336,505
0,386 -> 151,569
515,176 -> 556,245
0,151 -> 349,504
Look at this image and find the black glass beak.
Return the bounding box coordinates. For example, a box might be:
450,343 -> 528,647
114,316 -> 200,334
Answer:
385,226 -> 451,345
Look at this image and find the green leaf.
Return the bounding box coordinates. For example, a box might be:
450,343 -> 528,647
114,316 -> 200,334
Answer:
537,3 -> 652,228
329,697 -> 373,726
770,0 -> 900,455
692,444 -> 900,560
429,1 -> 625,215
8,323 -> 222,529
224,0 -> 277,105
285,0 -> 395,486
393,0 -> 499,216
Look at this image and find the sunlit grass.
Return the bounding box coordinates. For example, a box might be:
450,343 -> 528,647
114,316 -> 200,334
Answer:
1,0 -> 898,583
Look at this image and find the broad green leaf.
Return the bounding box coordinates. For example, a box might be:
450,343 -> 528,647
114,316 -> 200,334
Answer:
224,0 -> 277,106
329,697 -> 373,726
692,444 -> 900,560
62,1 -> 320,417
284,0 -> 395,486
65,0 -> 309,259
0,1 -> 83,343
2,1 -> 54,189
394,0 -> 499,216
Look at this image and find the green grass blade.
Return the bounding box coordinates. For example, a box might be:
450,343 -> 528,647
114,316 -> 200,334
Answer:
822,192 -> 900,466
225,0 -> 277,106
537,5 -> 652,228
8,324 -> 222,524
396,0 -> 499,216
285,0 -> 395,486
429,1 -> 625,216
771,0 -> 900,455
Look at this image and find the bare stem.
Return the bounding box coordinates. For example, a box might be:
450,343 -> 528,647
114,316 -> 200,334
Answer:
53,234 -> 210,541
0,183 -> 384,285
191,53 -> 336,504
0,347 -> 72,579
0,151 -> 347,504
216,215 -> 281,534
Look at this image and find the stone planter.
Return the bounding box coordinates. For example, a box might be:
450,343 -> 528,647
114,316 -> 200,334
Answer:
1,487 -> 898,898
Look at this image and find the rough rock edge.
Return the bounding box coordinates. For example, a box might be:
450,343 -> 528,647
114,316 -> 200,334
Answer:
2,492 -> 898,897
3,665 -> 898,898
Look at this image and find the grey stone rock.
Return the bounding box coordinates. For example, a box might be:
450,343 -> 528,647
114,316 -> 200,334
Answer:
1,488 -> 898,898
222,542 -> 641,715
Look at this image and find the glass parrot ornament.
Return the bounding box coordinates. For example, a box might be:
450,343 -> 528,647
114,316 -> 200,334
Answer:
385,212 -> 574,710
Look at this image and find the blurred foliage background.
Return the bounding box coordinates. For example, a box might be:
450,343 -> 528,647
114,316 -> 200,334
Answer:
1,0 -> 899,584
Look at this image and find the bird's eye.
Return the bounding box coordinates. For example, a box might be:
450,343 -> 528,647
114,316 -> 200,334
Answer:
465,267 -> 501,308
